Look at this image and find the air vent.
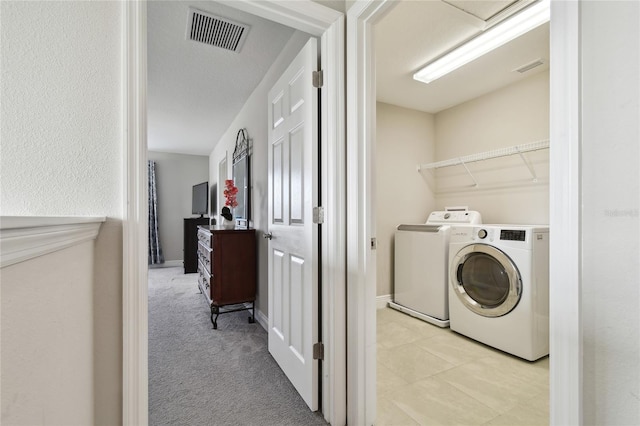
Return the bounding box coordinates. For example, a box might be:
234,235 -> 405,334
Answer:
514,59 -> 545,73
186,8 -> 250,53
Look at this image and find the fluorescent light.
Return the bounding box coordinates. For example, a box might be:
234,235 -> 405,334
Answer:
413,0 -> 550,84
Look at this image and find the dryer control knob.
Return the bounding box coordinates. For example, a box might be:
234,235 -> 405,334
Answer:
478,229 -> 488,239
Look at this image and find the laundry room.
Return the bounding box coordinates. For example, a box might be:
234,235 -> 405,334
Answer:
374,1 -> 551,424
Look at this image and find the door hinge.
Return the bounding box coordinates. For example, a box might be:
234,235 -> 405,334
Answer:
313,342 -> 324,360
313,206 -> 324,224
370,237 -> 377,250
312,70 -> 323,88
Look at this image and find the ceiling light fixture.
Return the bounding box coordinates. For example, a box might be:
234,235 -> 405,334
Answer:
413,0 -> 550,84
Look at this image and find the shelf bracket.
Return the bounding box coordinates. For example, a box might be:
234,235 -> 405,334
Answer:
516,147 -> 538,182
459,158 -> 479,187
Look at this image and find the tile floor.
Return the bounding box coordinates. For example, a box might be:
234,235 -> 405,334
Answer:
377,307 -> 549,426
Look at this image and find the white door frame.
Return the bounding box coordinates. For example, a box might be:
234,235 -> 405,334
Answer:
346,0 -> 582,425
548,1 -> 582,424
122,2 -> 345,425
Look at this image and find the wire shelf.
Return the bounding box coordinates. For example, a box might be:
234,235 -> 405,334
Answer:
418,140 -> 549,171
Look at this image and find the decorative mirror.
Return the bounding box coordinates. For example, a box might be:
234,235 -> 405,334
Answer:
232,128 -> 251,222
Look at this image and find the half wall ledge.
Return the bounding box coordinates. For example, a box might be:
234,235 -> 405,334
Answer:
0,216 -> 106,268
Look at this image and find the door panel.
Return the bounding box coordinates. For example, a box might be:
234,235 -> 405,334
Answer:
272,249 -> 285,338
267,38 -> 319,411
290,126 -> 305,224
290,254 -> 305,357
272,139 -> 285,223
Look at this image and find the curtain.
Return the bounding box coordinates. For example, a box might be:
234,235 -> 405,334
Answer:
148,160 -> 165,265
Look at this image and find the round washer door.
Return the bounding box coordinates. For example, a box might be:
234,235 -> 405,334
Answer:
450,244 -> 521,317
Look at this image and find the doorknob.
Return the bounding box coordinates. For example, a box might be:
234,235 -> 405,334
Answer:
263,232 -> 273,240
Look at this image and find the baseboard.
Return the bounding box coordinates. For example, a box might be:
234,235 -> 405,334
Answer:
149,260 -> 182,269
243,303 -> 268,332
255,308 -> 268,332
376,294 -> 392,310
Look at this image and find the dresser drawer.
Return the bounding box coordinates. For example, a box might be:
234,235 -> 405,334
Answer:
197,241 -> 212,274
197,227 -> 212,248
198,259 -> 211,300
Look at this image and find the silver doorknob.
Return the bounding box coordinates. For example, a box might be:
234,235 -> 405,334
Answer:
263,232 -> 273,240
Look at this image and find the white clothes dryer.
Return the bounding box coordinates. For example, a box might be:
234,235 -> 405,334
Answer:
448,225 -> 549,361
389,210 -> 482,327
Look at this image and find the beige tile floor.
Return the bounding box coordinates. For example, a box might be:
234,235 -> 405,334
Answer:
377,307 -> 549,426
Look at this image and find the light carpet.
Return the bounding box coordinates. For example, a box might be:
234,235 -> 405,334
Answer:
148,267 -> 327,426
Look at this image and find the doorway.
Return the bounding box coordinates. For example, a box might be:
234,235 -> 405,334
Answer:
123,2 -> 345,425
347,0 -> 581,425
374,1 -> 550,423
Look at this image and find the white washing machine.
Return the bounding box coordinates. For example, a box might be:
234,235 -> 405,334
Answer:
448,225 -> 549,361
389,210 -> 482,327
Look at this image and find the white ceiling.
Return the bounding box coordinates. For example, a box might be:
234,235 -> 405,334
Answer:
375,0 -> 550,114
147,1 -> 296,155
147,1 -> 549,155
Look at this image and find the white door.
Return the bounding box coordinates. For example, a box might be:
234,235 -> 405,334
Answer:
267,38 -> 319,411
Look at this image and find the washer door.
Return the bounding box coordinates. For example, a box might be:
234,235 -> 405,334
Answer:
450,244 -> 521,317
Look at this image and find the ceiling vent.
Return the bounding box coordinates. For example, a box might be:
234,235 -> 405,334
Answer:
186,8 -> 250,53
514,58 -> 545,73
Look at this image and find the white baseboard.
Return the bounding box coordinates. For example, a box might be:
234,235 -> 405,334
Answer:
376,294 -> 392,310
255,307 -> 268,331
243,303 -> 268,332
149,260 -> 182,269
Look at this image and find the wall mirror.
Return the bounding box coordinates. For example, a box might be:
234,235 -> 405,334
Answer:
232,128 -> 251,221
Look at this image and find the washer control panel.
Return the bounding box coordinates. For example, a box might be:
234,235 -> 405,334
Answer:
426,210 -> 482,225
449,225 -> 549,248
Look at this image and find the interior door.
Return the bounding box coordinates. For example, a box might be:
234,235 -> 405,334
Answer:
267,38 -> 319,411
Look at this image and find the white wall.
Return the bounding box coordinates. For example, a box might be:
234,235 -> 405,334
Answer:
1,242 -> 97,425
312,0 -> 345,13
148,151 -> 209,262
0,2 -> 123,424
375,102 -> 436,297
434,71 -> 550,224
209,31 -> 312,318
580,1 -> 639,424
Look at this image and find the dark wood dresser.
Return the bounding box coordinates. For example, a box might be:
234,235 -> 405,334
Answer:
196,226 -> 256,329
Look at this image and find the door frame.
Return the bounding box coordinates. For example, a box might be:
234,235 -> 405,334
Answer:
346,0 -> 582,425
122,2 -> 345,425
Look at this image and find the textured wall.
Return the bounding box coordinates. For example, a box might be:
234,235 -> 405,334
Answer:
0,1 -> 122,217
375,102 -> 436,297
148,152 -> 210,262
580,1 -> 640,424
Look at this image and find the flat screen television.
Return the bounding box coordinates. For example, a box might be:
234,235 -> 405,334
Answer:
192,181 -> 208,217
